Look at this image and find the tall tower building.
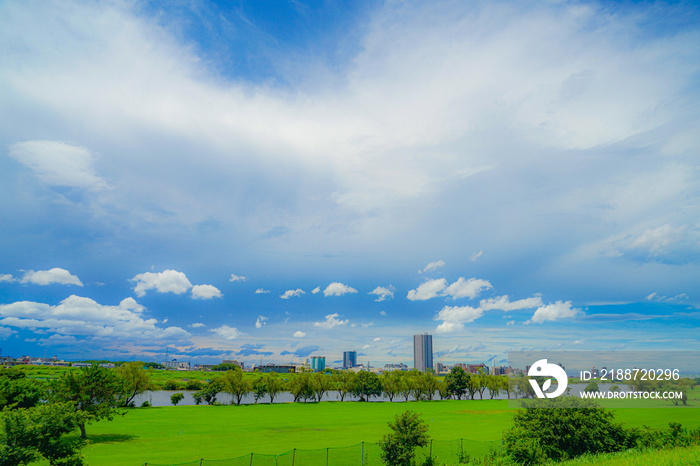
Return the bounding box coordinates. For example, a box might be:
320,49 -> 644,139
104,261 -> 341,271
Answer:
343,351 -> 357,369
413,333 -> 433,372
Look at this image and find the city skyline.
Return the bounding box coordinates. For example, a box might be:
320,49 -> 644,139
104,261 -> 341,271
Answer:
1,0 -> 699,365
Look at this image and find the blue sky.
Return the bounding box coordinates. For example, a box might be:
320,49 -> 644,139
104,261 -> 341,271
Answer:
1,0 -> 699,367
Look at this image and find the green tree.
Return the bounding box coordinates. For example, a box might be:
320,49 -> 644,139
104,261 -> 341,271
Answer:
170,393 -> 184,406
0,368 -> 45,410
220,369 -> 250,405
252,375 -> 267,403
288,372 -> 314,402
0,402 -> 86,465
192,379 -> 222,405
334,371 -> 354,401
504,397 -> 633,463
379,410 -> 430,466
381,371 -> 402,402
50,364 -> 126,438
116,362 -> 151,407
444,367 -> 468,400
263,373 -> 285,404
312,372 -> 332,402
584,382 -> 599,393
351,371 -> 382,401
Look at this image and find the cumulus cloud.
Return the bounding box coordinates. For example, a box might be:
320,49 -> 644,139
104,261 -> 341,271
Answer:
255,288 -> 270,294
210,325 -> 243,340
8,140 -> 111,190
191,284 -> 223,299
646,292 -> 689,304
434,305 -> 484,333
420,260 -> 445,273
443,277 -> 492,299
190,322 -> 205,328
369,285 -> 395,302
526,301 -> 583,324
313,313 -> 348,329
255,315 -> 268,328
480,295 -> 543,311
0,295 -> 189,341
0,327 -> 14,338
293,330 -> 306,338
407,278 -> 448,300
280,289 -> 305,299
130,270 -> 192,297
407,277 -> 491,301
20,268 -> 83,286
323,282 -> 358,296
312,287 -> 321,294
0,274 -> 16,282
229,274 -> 246,282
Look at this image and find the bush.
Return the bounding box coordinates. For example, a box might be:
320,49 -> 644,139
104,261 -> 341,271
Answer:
379,410 -> 430,466
140,400 -> 151,408
504,397 -> 633,463
185,380 -> 203,391
161,380 -> 181,391
170,392 -> 185,406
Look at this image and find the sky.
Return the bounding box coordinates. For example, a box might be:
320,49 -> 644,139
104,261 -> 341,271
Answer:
1,0 -> 699,367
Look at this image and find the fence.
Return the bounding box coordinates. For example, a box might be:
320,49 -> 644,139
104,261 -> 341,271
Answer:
141,438 -> 498,466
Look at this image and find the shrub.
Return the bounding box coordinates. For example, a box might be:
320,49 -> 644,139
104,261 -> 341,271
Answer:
161,380 -> 181,391
504,397 -> 633,463
170,392 -> 185,406
185,380 -> 203,391
379,410 -> 430,466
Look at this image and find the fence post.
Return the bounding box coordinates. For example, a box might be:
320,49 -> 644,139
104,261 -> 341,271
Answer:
361,441 -> 364,465
292,448 -> 296,466
326,447 -> 329,466
200,459 -> 203,466
250,452 -> 253,466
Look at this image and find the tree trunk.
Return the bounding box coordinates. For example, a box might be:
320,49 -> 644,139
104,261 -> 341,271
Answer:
79,423 -> 87,439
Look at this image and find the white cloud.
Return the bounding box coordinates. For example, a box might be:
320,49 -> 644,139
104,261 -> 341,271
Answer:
0,295 -> 189,341
526,301 -> 583,324
646,292 -> 689,304
407,278 -> 447,300
280,289 -> 305,299
313,313 -> 348,329
191,284 -> 223,300
255,315 -> 268,328
293,330 -> 306,338
0,274 -> 15,283
369,285 -> 394,302
210,325 -> 243,340
20,268 -> 83,286
379,311 -> 387,316
0,327 -> 14,338
255,288 -> 270,294
229,274 -> 246,282
420,260 -> 445,273
506,320 -> 515,326
323,282 -> 358,296
8,140 -> 111,190
480,295 -> 543,311
373,337 -> 381,341
434,305 -> 484,333
312,287 -> 321,294
190,322 -> 205,328
443,277 -> 492,299
407,277 -> 491,301
470,250 -> 483,262
130,270 -> 192,297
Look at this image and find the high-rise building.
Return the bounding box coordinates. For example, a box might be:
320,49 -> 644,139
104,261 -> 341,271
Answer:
413,333 -> 433,372
343,351 -> 357,369
311,356 -> 326,372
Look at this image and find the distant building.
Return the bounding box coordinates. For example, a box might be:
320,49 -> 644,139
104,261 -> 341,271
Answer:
435,362 -> 449,374
383,363 -> 409,372
343,351 -> 357,369
257,364 -> 296,374
162,359 -> 189,371
311,356 -> 326,372
222,359 -> 244,369
413,333 -> 433,372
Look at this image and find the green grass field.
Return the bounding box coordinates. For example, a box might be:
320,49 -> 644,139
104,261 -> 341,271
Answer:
72,399 -> 700,466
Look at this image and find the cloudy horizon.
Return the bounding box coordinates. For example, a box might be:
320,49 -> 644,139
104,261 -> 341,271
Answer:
1,0 -> 699,367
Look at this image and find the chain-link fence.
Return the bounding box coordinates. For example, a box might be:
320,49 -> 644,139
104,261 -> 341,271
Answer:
141,438 -> 499,466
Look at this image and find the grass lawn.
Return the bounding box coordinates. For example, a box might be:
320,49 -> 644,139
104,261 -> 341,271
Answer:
74,398 -> 700,466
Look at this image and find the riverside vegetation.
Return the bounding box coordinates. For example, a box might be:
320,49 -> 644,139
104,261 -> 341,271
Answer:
0,363 -> 698,465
